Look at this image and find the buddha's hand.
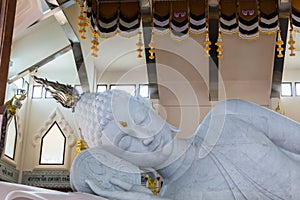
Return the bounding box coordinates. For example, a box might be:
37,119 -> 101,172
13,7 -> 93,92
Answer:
86,177 -> 170,200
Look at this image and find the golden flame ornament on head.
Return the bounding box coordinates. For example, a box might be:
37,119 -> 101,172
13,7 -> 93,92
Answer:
148,31 -> 155,60
276,29 -> 284,58
203,28 -> 211,57
136,31 -> 143,58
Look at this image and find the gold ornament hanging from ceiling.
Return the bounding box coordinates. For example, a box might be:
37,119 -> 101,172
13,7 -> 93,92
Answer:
76,0 -> 286,60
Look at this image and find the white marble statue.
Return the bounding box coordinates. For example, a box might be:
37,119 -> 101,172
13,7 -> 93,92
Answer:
70,89 -> 300,200
2,77 -> 300,200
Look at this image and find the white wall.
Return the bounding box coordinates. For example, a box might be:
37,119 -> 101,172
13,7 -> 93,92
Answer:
4,17 -> 80,177
219,34 -> 276,106
275,68 -> 300,122
154,34 -> 211,138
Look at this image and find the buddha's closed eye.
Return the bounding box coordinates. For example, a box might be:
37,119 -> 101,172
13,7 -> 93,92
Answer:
133,109 -> 151,126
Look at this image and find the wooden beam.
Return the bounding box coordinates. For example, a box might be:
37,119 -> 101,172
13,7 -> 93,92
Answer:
0,0 -> 17,106
141,4 -> 159,99
209,7 -> 219,101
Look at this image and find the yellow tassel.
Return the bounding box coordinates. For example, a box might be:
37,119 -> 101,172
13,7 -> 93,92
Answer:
203,28 -> 211,57
149,55 -> 155,59
90,30 -> 100,58
288,28 -> 296,56
217,47 -> 223,52
148,31 -> 155,60
77,1 -> 88,40
277,47 -> 284,51
276,30 -> 284,58
136,31 -> 143,58
215,31 -> 224,58
217,54 -> 223,59
149,49 -> 156,53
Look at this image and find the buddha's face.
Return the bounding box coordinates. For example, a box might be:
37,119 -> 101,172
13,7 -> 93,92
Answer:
100,90 -> 178,168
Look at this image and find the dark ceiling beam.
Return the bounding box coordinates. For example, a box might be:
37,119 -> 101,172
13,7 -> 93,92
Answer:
271,18 -> 288,98
271,1 -> 291,98
0,0 -> 17,106
208,5 -> 219,101
140,1 -> 159,99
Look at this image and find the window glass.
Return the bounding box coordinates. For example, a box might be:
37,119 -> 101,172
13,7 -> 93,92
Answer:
281,82 -> 292,96
110,84 -> 136,96
295,82 -> 300,96
4,116 -> 17,160
40,122 -> 66,165
96,84 -> 107,93
45,90 -> 53,98
32,85 -> 43,99
139,84 -> 149,98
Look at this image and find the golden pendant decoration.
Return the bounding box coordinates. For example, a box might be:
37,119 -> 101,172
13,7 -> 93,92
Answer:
136,31 -> 143,58
203,28 -> 211,57
288,28 -> 296,56
77,0 -> 88,40
148,31 -> 155,60
91,30 -> 100,58
215,31 -> 224,59
276,30 -> 284,58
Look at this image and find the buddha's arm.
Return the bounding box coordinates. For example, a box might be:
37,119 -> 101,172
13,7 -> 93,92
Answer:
86,178 -> 171,200
210,100 -> 300,154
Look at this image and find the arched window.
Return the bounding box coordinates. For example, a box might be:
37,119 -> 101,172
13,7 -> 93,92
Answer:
40,121 -> 66,165
4,116 -> 17,160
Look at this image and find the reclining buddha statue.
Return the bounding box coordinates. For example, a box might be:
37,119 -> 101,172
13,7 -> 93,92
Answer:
1,76 -> 300,200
